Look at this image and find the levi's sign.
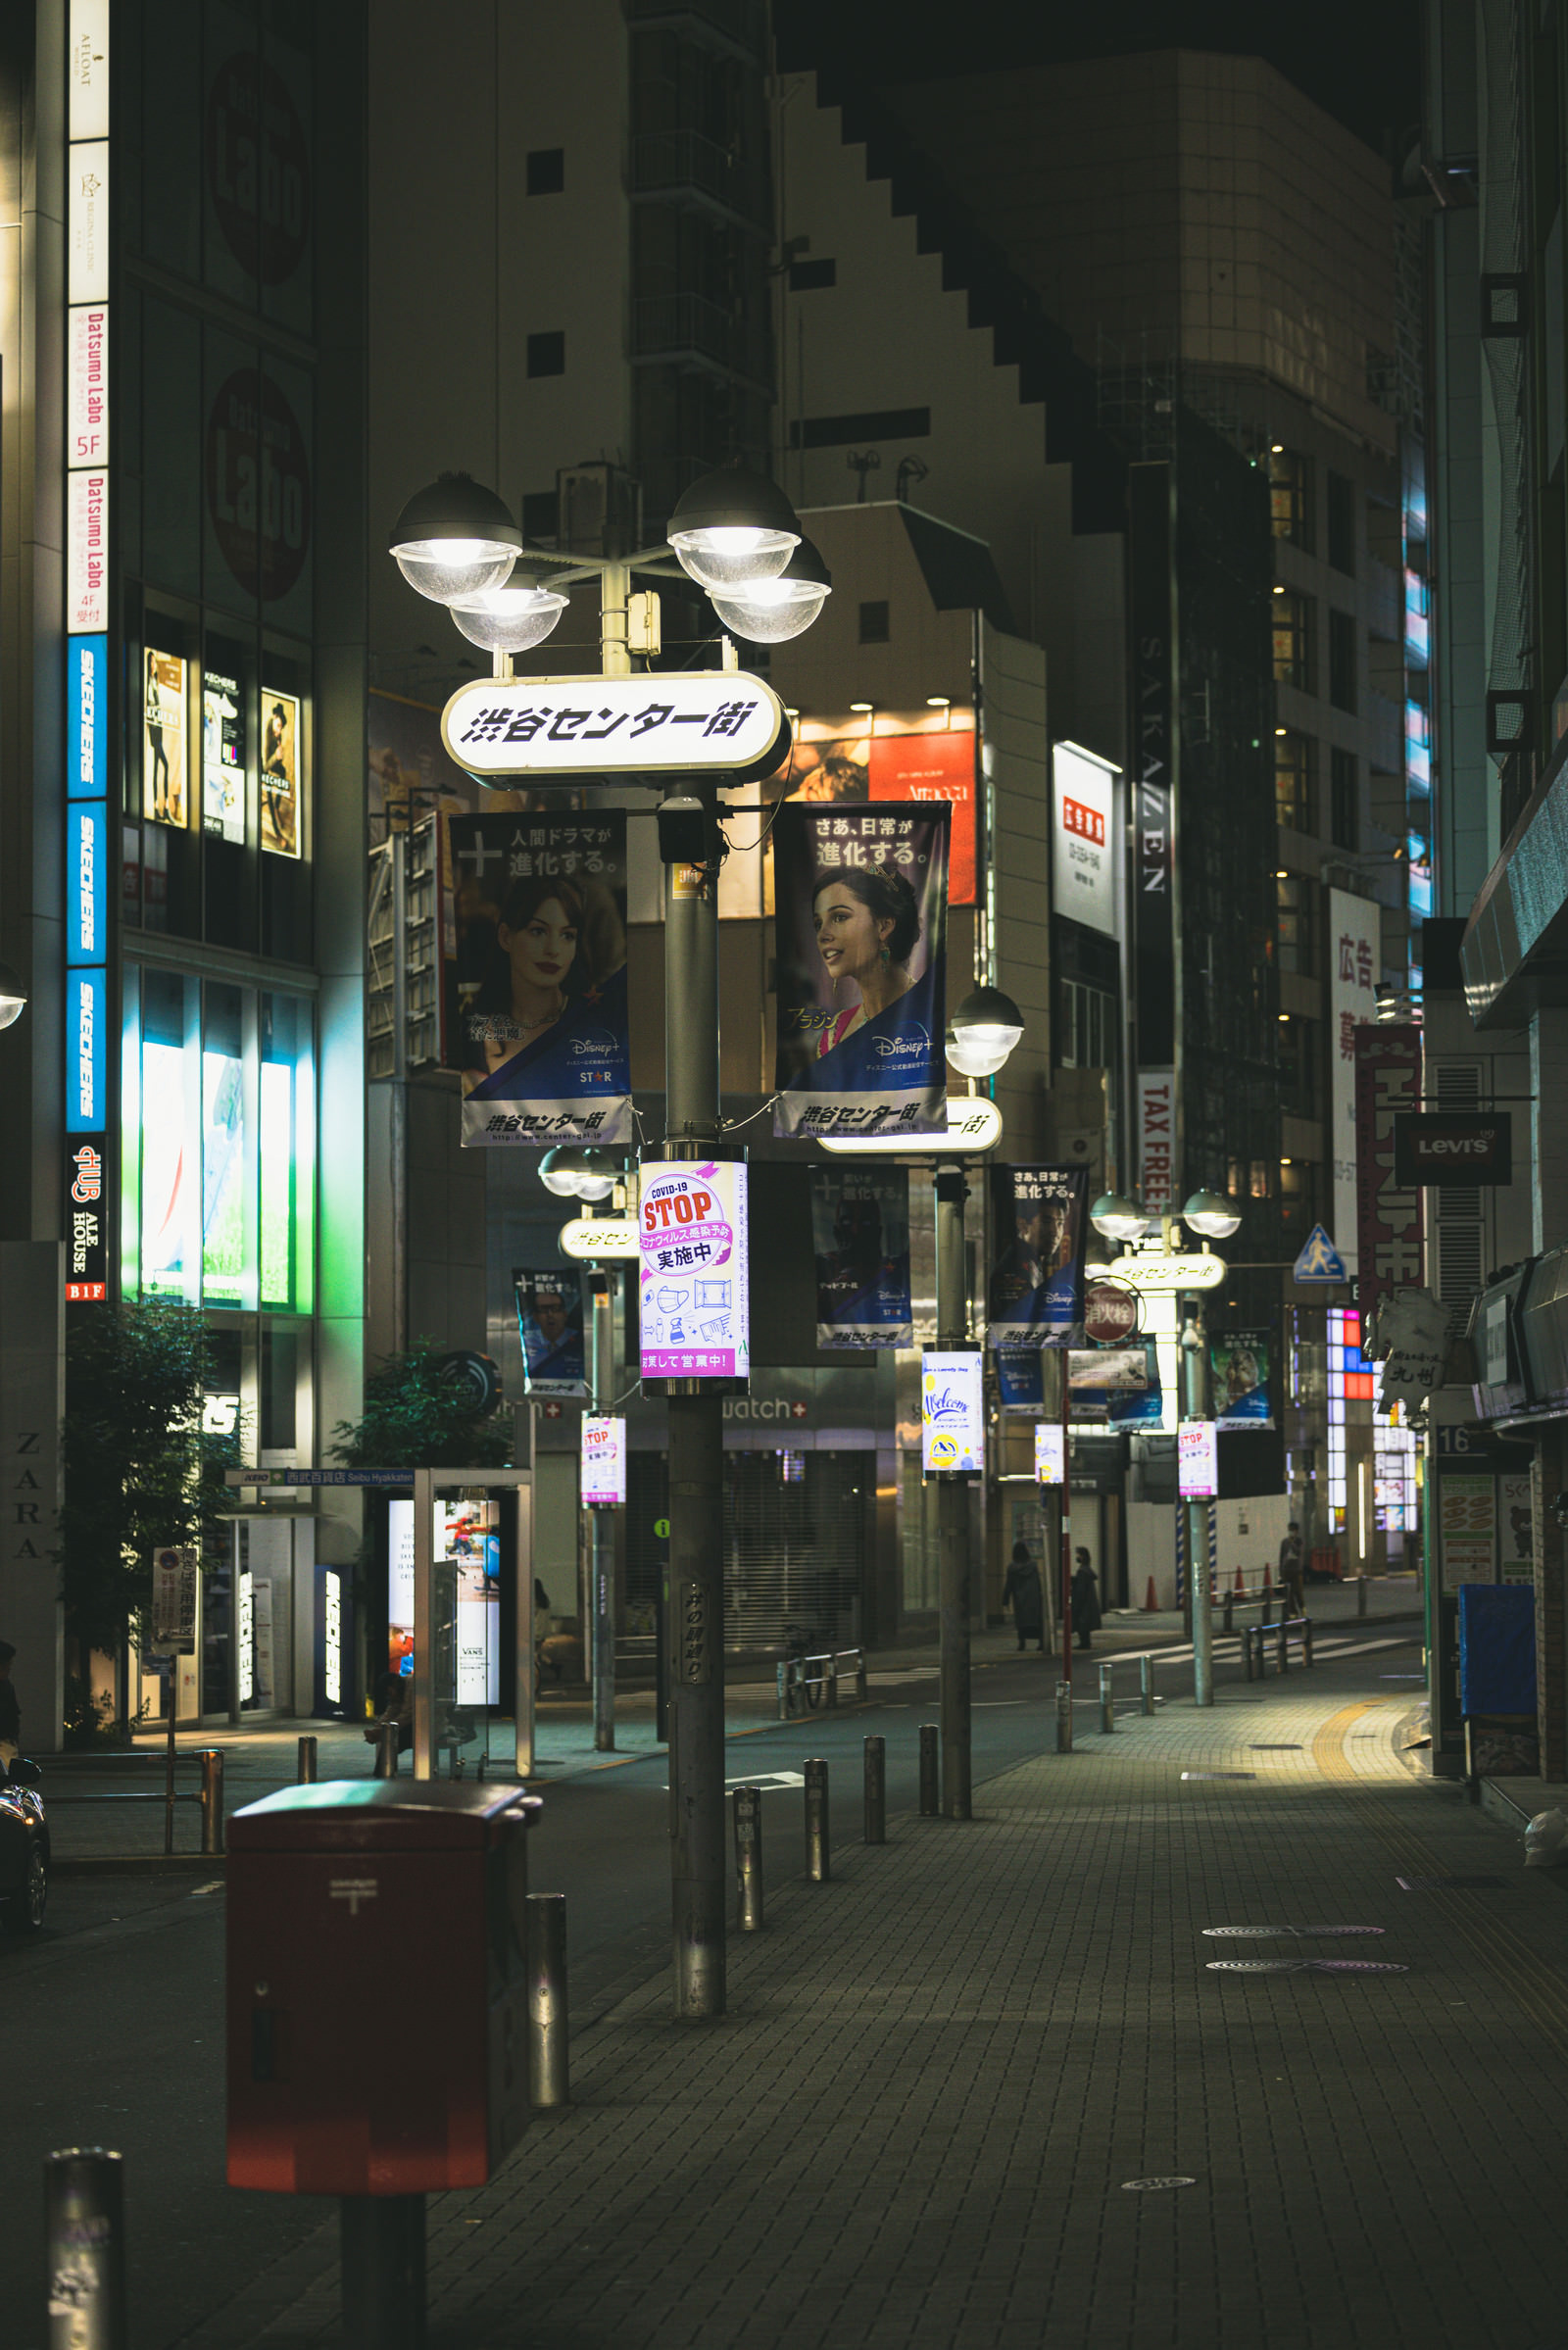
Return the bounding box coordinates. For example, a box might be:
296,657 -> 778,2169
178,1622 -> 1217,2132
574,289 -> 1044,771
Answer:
1393,1112 -> 1512,1188
442,671 -> 791,782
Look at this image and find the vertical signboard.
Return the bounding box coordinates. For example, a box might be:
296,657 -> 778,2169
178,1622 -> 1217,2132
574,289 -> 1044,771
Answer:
1136,1071 -> 1176,1218
1051,743 -> 1120,937
580,1416 -> 627,1507
638,1161 -> 750,1382
1128,460 -> 1176,1051
1034,1422 -> 1066,1486
987,1165 -> 1090,1344
1353,1024 -> 1423,1320
1178,1420 -> 1218,1498
920,1351 -> 983,1474
1328,889 -> 1381,1272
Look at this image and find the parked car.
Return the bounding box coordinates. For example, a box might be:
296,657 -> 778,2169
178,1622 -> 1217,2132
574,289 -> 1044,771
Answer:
0,1758 -> 48,1933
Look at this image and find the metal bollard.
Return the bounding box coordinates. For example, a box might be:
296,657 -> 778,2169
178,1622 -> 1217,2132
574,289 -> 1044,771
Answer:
918,1724 -> 940,1815
805,1756 -> 830,1881
1278,1619 -> 1289,1676
1099,1663 -> 1115,1735
1140,1655 -> 1155,1716
863,1735 -> 886,1844
340,2193 -> 424,2350
1243,1627 -> 1255,1684
526,1892 -> 569,2107
1303,1617 -> 1314,1668
199,1749 -> 224,1854
733,1786 -> 763,1932
374,1723 -> 400,1780
297,1735 -> 318,1785
45,2147 -> 127,2350
1222,1590 -> 1234,1635
776,1661 -> 789,1722
1055,1680 -> 1073,1753
825,1653 -> 839,1709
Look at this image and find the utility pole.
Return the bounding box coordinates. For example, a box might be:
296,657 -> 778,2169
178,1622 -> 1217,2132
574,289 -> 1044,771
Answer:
1183,1296 -> 1214,1706
934,1165 -> 972,1820
589,1269 -> 615,1751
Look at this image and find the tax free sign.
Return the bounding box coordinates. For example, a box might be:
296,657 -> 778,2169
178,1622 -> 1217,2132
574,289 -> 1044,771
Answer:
442,671 -> 791,782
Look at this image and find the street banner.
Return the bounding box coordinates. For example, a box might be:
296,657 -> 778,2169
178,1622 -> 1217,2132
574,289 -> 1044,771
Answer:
514,1266 -> 586,1397
987,1165 -> 1089,1346
639,1161 -> 750,1381
809,1165 -> 912,1347
920,1350 -> 983,1474
451,811 -> 631,1146
1353,1023 -> 1423,1319
1069,1341 -> 1162,1425
1178,1421 -> 1218,1499
149,1545 -> 198,1654
996,1349 -> 1044,1410
580,1416 -> 626,1507
1211,1327 -> 1273,1431
1035,1423 -> 1066,1485
772,802 -> 948,1139
1051,742 -> 1120,937
1329,888 -> 1382,1271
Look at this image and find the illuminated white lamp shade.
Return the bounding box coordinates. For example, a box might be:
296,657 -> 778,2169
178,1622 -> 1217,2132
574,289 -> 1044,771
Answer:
945,986 -> 1025,1079
572,1150 -> 619,1203
448,577 -> 568,653
709,536 -> 832,645
539,1148 -> 586,1199
388,471 -> 522,604
0,959 -> 25,1031
1090,1191 -> 1148,1245
1181,1188 -> 1243,1240
666,465 -> 802,589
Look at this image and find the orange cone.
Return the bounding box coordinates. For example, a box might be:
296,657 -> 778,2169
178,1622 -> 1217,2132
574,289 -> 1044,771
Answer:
1144,1575 -> 1158,1612
1234,1564 -> 1247,1592
1262,1558 -> 1273,1591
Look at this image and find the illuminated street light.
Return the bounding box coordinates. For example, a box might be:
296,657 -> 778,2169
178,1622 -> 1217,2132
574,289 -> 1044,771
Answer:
447,574 -> 569,653
387,471 -> 521,603
1090,1191 -> 1148,1245
944,986 -> 1025,1079
0,960 -> 27,1030
1180,1188 -> 1243,1240
709,536 -> 832,645
666,465 -> 801,588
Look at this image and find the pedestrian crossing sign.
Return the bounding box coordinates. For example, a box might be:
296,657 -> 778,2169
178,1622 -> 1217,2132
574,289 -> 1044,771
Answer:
1293,1224 -> 1348,1284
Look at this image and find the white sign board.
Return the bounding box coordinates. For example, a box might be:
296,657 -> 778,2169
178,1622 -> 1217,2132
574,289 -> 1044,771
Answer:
921,1350 -> 984,1474
67,468 -> 109,633
150,1544 -> 198,1655
442,670 -> 790,781
559,1214 -> 640,1260
638,1160 -> 750,1380
1108,1248 -> 1227,1293
1034,1422 -> 1066,1486
68,305 -> 109,466
818,1096 -> 1003,1156
1177,1420 -> 1218,1499
581,1414 -> 627,1507
1137,1070 -> 1176,1216
68,139 -> 110,303
69,0 -> 111,139
1328,888 -> 1381,1277
1052,742 -> 1120,936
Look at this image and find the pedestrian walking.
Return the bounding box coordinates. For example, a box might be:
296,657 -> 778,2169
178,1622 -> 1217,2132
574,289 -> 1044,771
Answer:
1279,1521 -> 1305,1618
1071,1550 -> 1102,1651
1002,1542 -> 1046,1652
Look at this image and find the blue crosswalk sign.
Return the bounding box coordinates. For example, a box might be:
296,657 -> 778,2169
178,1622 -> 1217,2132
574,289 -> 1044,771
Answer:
1294,1224 -> 1348,1283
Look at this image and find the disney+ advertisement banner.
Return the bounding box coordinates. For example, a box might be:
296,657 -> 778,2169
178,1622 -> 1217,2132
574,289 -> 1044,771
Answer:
987,1166 -> 1089,1346
513,1267 -> 585,1398
1211,1328 -> 1274,1431
450,811 -> 631,1146
809,1165 -> 912,1348
772,803 -> 948,1138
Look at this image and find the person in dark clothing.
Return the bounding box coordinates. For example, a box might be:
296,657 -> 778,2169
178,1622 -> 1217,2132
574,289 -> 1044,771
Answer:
1071,1550 -> 1102,1651
1002,1542 -> 1046,1652
0,1640 -> 20,1759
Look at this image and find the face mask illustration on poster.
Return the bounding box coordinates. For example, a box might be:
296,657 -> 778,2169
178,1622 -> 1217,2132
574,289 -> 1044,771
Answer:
514,1267 -> 586,1397
638,1161 -> 750,1382
987,1166 -> 1089,1346
809,1165 -> 912,1347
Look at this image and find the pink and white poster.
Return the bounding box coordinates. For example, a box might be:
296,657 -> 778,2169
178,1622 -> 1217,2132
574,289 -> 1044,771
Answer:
638,1161 -> 750,1381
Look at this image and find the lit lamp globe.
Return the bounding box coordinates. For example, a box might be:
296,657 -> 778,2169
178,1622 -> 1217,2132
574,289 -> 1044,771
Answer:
666,465 -> 801,590
0,960 -> 26,1030
572,1150 -> 619,1203
448,571 -> 568,654
387,472 -> 522,604
1090,1191 -> 1148,1246
1181,1188 -> 1242,1240
539,1148 -> 588,1199
945,986 -> 1025,1079
709,537 -> 832,646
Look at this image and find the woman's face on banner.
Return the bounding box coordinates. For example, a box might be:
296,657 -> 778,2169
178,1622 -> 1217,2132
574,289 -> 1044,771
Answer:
501,897 -> 578,995
813,882 -> 886,985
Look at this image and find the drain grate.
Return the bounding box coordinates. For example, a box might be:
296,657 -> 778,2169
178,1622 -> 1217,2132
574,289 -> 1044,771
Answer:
1120,2177 -> 1197,2191
1202,1926 -> 1385,1939
1379,1673 -> 1425,1681
1396,1875 -> 1506,1891
1250,1742 -> 1301,1750
1181,1770 -> 1256,1781
1207,1959 -> 1408,1975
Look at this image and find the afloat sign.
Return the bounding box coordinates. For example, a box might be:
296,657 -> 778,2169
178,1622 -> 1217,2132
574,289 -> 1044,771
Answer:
442,672 -> 791,783
921,1350 -> 983,1475
638,1161 -> 750,1381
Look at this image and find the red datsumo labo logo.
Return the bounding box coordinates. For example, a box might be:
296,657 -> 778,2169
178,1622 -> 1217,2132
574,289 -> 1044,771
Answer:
1393,1112 -> 1512,1189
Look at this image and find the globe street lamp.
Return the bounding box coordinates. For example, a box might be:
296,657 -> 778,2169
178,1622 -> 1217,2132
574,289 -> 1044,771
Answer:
388,471 -> 521,603
0,960 -> 28,1030
1180,1188 -> 1242,1240
1089,1190 -> 1148,1246
707,536 -> 833,646
944,986 -> 1026,1081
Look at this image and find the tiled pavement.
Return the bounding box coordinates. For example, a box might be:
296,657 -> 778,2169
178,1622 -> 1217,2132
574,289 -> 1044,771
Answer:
166,1648 -> 1568,2350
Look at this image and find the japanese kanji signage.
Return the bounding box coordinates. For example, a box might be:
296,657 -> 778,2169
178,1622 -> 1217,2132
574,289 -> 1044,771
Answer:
638,1161 -> 750,1382
150,1545 -> 199,1655
580,1416 -> 626,1508
451,813 -> 631,1146
1329,888 -> 1382,1273
441,670 -> 790,781
987,1166 -> 1089,1346
1353,1023 -> 1423,1319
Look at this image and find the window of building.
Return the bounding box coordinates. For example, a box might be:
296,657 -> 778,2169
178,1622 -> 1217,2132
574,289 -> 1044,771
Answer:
1326,471 -> 1356,574
521,490 -> 560,543
1280,1158 -> 1319,1242
1269,448 -> 1313,550
1276,872 -> 1316,975
1274,731 -> 1316,834
527,331 -> 565,378
1328,610 -> 1358,712
858,600 -> 890,644
789,257 -> 836,290
1278,1017 -> 1318,1119
1272,592 -> 1315,693
1056,978 -> 1116,1070
526,148 -> 564,196
1331,748 -> 1359,851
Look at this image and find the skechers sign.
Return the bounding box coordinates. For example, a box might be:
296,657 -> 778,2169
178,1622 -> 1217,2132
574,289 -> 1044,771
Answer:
920,1350 -> 983,1476
68,635 -> 108,797
67,968 -> 104,1130
67,803 -> 108,963
441,670 -> 791,781
1393,1112 -> 1512,1188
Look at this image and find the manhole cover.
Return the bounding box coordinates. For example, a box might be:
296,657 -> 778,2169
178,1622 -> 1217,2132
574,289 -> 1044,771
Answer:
1250,1743 -> 1301,1750
1120,2177 -> 1198,2191
1181,1770 -> 1256,1781
1207,1958 -> 1407,1975
1202,1926 -> 1385,1939
1396,1875 -> 1506,1891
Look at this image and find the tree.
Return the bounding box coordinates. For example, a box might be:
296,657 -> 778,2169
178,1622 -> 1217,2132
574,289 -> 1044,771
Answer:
59,1297 -> 244,1662
330,1340 -> 514,1471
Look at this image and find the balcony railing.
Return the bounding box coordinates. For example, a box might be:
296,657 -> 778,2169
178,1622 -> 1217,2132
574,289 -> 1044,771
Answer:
632,291 -> 772,389
632,129 -> 770,232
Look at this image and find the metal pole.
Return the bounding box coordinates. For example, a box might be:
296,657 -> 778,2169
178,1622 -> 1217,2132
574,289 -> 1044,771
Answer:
1055,1678 -> 1073,1752
1099,1663 -> 1115,1735
45,2147 -> 127,2350
199,1750 -> 224,1854
1278,1617 -> 1289,1676
805,1756 -> 830,1881
1140,1654 -> 1154,1715
413,1466 -> 435,1779
340,2194 -> 425,2350
514,1473 -> 536,1781
1183,1298 -> 1214,1706
590,1272 -> 615,1753
934,1166 -> 972,1821
663,771 -> 726,2020
863,1734 -> 886,1843
918,1723 -> 940,1815
389,824 -> 410,1360
164,1671 -> 176,1855
375,1722 -> 399,1780
297,1735 -> 318,1785
1304,1617 -> 1314,1668
526,1891 -> 569,2107
733,1786 -> 763,1931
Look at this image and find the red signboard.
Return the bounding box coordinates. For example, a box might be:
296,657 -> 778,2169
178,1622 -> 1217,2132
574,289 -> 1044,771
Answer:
1353,1025 -> 1423,1317
869,730 -> 976,906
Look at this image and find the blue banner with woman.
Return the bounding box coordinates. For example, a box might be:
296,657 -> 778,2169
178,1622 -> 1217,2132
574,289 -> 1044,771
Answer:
808,1166 -> 912,1346
987,1165 -> 1089,1344
772,803 -> 948,1137
449,812 -> 631,1145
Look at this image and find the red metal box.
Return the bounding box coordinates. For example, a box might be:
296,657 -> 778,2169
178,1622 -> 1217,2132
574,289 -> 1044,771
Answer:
226,1781 -> 540,2196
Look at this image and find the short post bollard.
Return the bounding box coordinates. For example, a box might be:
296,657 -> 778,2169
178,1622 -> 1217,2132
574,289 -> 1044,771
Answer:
776,1661 -> 789,1722
1303,1618 -> 1314,1668
918,1724 -> 940,1815
1278,1619 -> 1289,1676
1099,1663 -> 1115,1735
825,1653 -> 839,1709
1222,1589 -> 1234,1635
340,2193 -> 425,2350
297,1734 -> 318,1785
863,1735 -> 886,1844
1140,1655 -> 1155,1716
733,1786 -> 763,1932
1055,1680 -> 1073,1753
526,1891 -> 568,2107
1243,1628 -> 1255,1685
805,1756 -> 830,1882
199,1749 -> 224,1854
45,2146 -> 127,2350
375,1723 -> 400,1780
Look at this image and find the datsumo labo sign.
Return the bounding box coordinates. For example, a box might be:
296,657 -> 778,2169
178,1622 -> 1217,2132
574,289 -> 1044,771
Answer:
920,1350 -> 983,1476
442,672 -> 791,783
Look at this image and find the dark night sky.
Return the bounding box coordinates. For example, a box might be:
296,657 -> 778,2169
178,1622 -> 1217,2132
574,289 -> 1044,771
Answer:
775,0 -> 1422,160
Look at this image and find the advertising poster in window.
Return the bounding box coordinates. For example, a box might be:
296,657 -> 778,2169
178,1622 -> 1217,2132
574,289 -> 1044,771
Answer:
920,1350 -> 983,1474
808,1165 -> 912,1347
445,1496 -> 501,1706
1211,1328 -> 1273,1431
387,1496 -> 415,1682
203,668 -> 245,842
450,811 -> 631,1147
772,802 -> 948,1139
260,689 -> 302,857
638,1161 -> 750,1382
987,1165 -> 1089,1346
765,714 -> 977,906
514,1267 -> 586,1398
1499,1472 -> 1535,1584
1439,1472 -> 1496,1592
143,651 -> 187,828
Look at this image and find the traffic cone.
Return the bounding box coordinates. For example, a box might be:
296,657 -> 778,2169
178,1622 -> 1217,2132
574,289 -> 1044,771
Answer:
1234,1564 -> 1246,1593
1262,1558 -> 1273,1592
1144,1575 -> 1158,1612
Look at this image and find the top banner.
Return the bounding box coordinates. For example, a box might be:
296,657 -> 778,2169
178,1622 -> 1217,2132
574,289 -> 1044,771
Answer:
442,671 -> 790,782
987,1165 -> 1089,1346
772,802 -> 948,1139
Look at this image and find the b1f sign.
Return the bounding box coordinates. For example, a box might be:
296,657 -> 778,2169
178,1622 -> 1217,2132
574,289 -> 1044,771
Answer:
1035,1422 -> 1066,1487
580,1415 -> 626,1507
638,1160 -> 750,1381
921,1350 -> 984,1475
1177,1420 -> 1218,1499
1052,742 -> 1120,938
